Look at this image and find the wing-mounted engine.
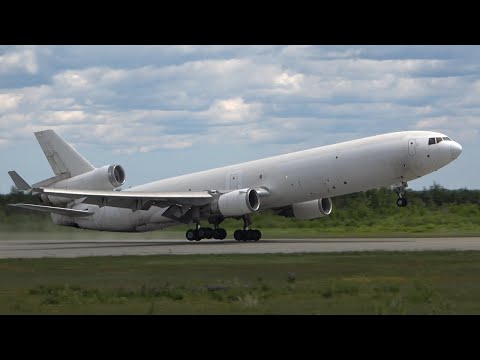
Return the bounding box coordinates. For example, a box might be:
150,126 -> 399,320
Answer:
279,198 -> 333,220
211,188 -> 260,216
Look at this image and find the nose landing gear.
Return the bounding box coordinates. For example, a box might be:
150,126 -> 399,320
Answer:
396,197 -> 408,207
391,181 -> 409,207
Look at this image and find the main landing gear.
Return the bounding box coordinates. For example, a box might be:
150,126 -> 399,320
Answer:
393,181 -> 408,207
233,215 -> 262,242
185,213 -> 262,242
185,208 -> 228,241
186,226 -> 227,241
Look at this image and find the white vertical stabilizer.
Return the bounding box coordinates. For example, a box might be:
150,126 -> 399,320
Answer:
34,129 -> 95,177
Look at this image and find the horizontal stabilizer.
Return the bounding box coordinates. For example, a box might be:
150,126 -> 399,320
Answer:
8,171 -> 32,191
8,203 -> 94,216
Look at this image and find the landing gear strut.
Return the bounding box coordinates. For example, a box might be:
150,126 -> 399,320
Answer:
233,215 -> 262,242
392,181 -> 408,207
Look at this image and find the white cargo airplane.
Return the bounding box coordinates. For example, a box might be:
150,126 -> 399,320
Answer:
8,129 -> 462,241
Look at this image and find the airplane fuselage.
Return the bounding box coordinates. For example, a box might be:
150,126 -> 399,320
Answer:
56,130 -> 461,232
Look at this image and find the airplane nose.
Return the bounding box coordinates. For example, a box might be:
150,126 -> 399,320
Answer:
450,141 -> 462,159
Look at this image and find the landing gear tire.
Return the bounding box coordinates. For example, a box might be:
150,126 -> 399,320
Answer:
219,228 -> 227,240
234,230 -> 243,241
198,227 -> 207,239
198,227 -> 213,239
233,228 -> 262,241
205,228 -> 213,239
212,228 -> 227,240
186,229 -> 196,241
397,198 -> 408,207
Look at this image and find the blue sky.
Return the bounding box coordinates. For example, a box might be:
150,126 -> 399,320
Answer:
0,45 -> 477,194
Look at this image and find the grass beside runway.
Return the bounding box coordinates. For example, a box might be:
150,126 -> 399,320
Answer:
1,251 -> 480,314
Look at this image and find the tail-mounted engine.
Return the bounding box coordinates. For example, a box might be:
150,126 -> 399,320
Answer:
40,165 -> 126,205
55,164 -> 125,191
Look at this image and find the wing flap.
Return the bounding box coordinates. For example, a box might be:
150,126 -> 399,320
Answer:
9,203 -> 94,216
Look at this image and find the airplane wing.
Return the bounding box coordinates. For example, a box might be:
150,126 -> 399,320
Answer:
35,187 -> 214,210
9,203 -> 94,216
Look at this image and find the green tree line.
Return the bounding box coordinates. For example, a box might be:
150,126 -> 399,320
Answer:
1,183 -> 480,235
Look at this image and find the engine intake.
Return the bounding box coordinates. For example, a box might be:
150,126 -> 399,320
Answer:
211,188 -> 260,216
107,165 -> 126,188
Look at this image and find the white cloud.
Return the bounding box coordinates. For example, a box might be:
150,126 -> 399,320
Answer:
274,72 -> 304,91
92,122 -> 140,144
0,93 -> 23,112
0,47 -> 38,74
301,59 -> 446,78
280,46 -> 365,60
161,140 -> 193,149
50,111 -> 87,122
113,135 -> 194,154
279,45 -> 314,58
206,98 -> 262,124
0,113 -> 33,128
415,116 -> 451,129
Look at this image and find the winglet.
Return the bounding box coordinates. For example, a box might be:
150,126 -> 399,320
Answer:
8,171 -> 32,192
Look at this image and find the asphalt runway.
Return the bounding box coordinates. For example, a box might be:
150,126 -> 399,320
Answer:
1,237 -> 480,258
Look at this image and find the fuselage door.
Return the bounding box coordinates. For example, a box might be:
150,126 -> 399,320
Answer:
408,139 -> 416,156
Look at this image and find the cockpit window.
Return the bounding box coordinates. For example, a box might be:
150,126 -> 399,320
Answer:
428,136 -> 452,145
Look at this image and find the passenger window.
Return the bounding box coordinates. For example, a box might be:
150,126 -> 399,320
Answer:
428,138 -> 435,145
436,137 -> 442,143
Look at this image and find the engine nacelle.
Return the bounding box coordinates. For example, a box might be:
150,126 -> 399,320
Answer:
41,165 -> 126,205
54,165 -> 126,191
211,188 -> 260,216
281,198 -> 333,220
51,213 -> 80,228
